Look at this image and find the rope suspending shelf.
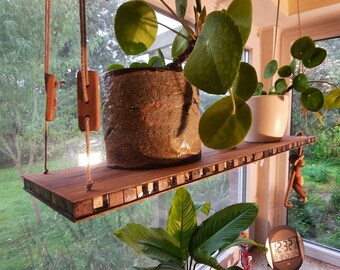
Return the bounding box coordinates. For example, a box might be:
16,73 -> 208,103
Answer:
23,136 -> 316,222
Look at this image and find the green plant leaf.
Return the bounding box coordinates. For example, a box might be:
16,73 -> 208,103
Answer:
172,28 -> 190,59
114,1 -> 158,55
302,47 -> 327,68
220,236 -> 267,253
264,60 -> 278,79
195,202 -> 211,216
290,59 -> 297,73
301,87 -> 324,112
166,188 -> 197,260
233,62 -> 258,101
158,49 -> 165,66
148,56 -> 164,67
189,203 -> 258,254
176,0 -> 187,18
293,73 -> 308,92
191,248 -> 225,270
274,78 -> 287,94
324,88 -> 340,109
156,260 -> 184,270
106,63 -> 125,71
184,11 -> 243,95
290,36 -> 315,60
226,0 -> 252,45
130,62 -> 150,68
114,224 -> 181,262
198,96 -> 251,149
278,65 -> 292,77
254,82 -> 264,96
227,267 -> 243,270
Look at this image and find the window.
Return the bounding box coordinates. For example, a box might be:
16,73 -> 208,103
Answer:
288,37 -> 340,255
0,1 -> 244,269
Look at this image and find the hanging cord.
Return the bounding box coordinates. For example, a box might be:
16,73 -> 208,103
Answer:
79,0 -> 93,191
271,0 -> 281,88
44,0 -> 51,174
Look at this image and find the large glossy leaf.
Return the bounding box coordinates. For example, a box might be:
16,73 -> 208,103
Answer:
226,0 -> 252,45
233,62 -> 258,101
176,0 -> 187,18
199,96 -> 251,149
292,74 -> 307,92
189,203 -> 258,254
290,36 -> 315,60
191,248 -> 225,270
172,28 -> 190,58
184,11 -> 243,95
114,224 -> 181,262
324,88 -> 340,109
264,60 -> 278,79
114,1 -> 158,55
220,236 -> 267,253
301,87 -> 324,112
302,47 -> 327,68
156,260 -> 184,270
166,188 -> 197,260
195,202 -> 211,216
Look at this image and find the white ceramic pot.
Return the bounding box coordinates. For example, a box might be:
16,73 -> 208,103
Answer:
245,95 -> 289,142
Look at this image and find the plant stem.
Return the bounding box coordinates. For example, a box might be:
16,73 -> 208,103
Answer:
229,90 -> 236,115
167,39 -> 196,69
308,80 -> 338,88
159,0 -> 196,39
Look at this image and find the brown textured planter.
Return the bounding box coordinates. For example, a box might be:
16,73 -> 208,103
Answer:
102,67 -> 201,169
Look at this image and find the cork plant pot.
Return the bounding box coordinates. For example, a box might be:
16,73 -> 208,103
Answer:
102,67 -> 201,169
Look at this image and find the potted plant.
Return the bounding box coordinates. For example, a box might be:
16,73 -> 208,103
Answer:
245,36 -> 340,142
114,188 -> 266,269
101,0 -> 258,168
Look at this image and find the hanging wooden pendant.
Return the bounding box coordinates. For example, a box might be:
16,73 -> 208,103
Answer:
77,71 -> 100,132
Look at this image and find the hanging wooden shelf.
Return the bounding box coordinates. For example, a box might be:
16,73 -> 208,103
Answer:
23,135 -> 316,222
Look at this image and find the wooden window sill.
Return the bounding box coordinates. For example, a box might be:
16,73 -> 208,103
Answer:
22,135 -> 316,222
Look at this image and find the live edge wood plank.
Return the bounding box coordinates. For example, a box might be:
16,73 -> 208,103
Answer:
22,136 -> 316,222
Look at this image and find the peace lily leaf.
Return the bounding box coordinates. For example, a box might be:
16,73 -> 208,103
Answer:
172,28 -> 190,58
184,11 -> 243,95
292,73 -> 308,92
233,62 -> 258,101
189,203 -> 258,254
198,96 -> 251,149
191,248 -> 225,270
114,224 -> 181,262
226,0 -> 252,45
176,0 -> 187,18
106,63 -> 125,71
166,188 -> 197,260
115,1 -> 158,55
278,65 -> 292,77
302,47 -> 327,68
220,236 -> 267,253
155,260 -> 184,270
324,88 -> 340,109
264,60 -> 278,79
301,87 -> 324,112
195,201 -> 211,216
148,56 -> 164,67
274,78 -> 287,94
290,36 -> 315,60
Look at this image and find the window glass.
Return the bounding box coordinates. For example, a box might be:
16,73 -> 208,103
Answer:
288,37 -> 340,251
0,1 -> 242,269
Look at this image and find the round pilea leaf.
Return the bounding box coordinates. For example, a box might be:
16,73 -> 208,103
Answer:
274,78 -> 287,94
324,88 -> 340,109
184,11 -> 243,95
114,1 -> 158,55
233,62 -> 258,101
172,28 -> 190,58
278,65 -> 292,77
264,60 -> 278,79
291,36 -> 315,60
293,74 -> 308,92
302,47 -> 327,68
290,59 -> 297,73
199,96 -> 251,149
106,63 -> 125,71
301,87 -> 324,112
